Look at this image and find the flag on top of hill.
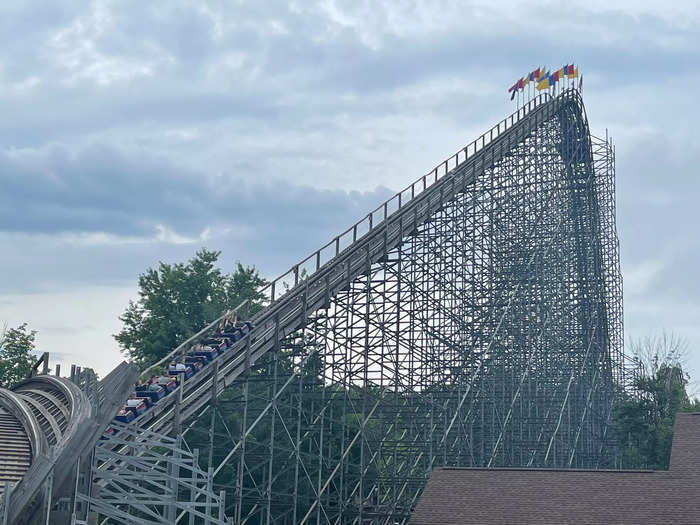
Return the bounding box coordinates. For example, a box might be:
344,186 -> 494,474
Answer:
536,72 -> 552,90
508,67 -> 542,95
509,65 -> 578,98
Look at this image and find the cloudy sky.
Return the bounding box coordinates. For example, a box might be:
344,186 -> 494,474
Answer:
1,1 -> 698,382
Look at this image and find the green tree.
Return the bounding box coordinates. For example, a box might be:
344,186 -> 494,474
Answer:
613,332 -> 699,469
0,323 -> 37,389
115,248 -> 267,368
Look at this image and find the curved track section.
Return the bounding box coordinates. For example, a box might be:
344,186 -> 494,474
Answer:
0,392 -> 41,492
0,409 -> 32,488
0,377 -> 89,496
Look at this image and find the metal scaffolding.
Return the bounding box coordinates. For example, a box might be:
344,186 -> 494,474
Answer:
75,421 -> 230,524
52,89 -> 625,525
164,90 -> 625,524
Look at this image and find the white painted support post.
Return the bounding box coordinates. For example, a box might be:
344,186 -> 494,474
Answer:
218,490 -> 226,522
1,482 -> 13,525
189,449 -> 198,525
205,467 -> 214,525
70,456 -> 80,524
43,469 -> 54,525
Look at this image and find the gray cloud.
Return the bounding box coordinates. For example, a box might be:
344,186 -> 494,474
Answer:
0,141 -> 393,294
0,142 -> 391,237
1,0 -> 699,377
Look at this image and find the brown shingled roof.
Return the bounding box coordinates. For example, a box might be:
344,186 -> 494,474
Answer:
410,412 -> 700,525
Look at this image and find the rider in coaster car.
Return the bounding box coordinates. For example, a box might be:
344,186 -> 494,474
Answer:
148,375 -> 162,391
126,393 -> 141,407
175,356 -> 187,372
158,369 -> 174,384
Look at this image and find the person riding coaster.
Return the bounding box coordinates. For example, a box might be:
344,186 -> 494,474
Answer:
134,376 -> 166,402
157,370 -> 178,391
124,393 -> 148,416
168,357 -> 193,378
191,342 -> 220,361
220,322 -> 254,342
184,355 -> 205,372
114,406 -> 135,423
218,311 -> 254,341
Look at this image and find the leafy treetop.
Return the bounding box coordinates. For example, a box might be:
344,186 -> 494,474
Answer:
613,333 -> 700,470
114,248 -> 267,369
0,323 -> 37,389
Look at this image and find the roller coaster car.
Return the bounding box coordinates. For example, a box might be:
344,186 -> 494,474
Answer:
192,348 -> 219,362
135,384 -> 166,402
235,321 -> 253,335
158,377 -> 178,392
220,322 -> 254,342
115,407 -> 135,423
203,337 -> 229,353
109,319 -> 260,430
125,398 -> 150,416
184,356 -> 205,372
219,329 -> 240,342
169,366 -> 193,379
102,426 -> 118,439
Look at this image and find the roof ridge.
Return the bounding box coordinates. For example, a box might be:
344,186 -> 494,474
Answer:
438,466 -> 658,473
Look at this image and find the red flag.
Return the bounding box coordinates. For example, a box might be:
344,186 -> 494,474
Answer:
518,77 -> 524,89
553,71 -> 560,82
534,67 -> 541,80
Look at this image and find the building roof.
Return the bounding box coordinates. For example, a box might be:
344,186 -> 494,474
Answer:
410,412 -> 700,525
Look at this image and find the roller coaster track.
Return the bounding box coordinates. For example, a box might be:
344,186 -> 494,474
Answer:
0,365 -> 136,524
0,88 -> 623,524
126,89 -> 572,438
0,377 -> 89,495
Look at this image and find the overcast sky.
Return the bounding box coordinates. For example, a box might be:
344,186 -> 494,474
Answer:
1,1 -> 698,383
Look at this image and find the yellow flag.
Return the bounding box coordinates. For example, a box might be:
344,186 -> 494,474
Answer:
571,67 -> 579,78
536,76 -> 550,91
557,67 -> 565,79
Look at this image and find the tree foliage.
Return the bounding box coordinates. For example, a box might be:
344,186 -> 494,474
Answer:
114,248 -> 267,368
0,323 -> 37,389
613,332 -> 700,469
